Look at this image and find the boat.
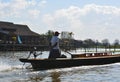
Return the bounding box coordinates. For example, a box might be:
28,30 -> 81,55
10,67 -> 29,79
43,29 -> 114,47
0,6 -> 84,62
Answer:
19,52 -> 120,70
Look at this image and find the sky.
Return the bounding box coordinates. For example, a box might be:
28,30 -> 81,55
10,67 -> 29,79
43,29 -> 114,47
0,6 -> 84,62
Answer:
0,0 -> 120,43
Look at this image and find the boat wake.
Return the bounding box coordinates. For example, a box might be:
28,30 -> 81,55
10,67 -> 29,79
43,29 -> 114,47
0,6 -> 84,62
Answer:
0,62 -> 24,72
42,62 -> 120,73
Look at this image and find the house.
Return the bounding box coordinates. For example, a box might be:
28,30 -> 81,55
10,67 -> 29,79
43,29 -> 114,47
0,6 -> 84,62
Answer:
0,21 -> 47,51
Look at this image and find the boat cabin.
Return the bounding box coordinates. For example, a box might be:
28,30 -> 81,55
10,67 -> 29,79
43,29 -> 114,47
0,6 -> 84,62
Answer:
72,52 -> 112,58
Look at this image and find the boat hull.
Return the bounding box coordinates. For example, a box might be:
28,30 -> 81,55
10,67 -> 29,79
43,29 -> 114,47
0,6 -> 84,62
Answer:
20,55 -> 120,70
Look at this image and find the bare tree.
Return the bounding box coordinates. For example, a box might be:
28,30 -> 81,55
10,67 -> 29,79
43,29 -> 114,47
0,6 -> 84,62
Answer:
102,39 -> 110,52
113,39 -> 119,52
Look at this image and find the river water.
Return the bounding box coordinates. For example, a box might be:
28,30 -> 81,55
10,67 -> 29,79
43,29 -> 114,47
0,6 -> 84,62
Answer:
0,50 -> 120,82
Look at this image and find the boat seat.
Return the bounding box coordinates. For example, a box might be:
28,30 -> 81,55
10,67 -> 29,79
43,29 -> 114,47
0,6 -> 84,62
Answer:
94,53 -> 104,56
86,53 -> 93,57
72,54 -> 86,58
103,53 -> 108,56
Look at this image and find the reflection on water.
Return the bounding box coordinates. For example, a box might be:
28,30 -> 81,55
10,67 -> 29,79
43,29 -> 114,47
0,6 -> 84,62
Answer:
28,74 -> 44,82
25,71 -> 61,82
51,71 -> 61,82
19,64 -> 120,82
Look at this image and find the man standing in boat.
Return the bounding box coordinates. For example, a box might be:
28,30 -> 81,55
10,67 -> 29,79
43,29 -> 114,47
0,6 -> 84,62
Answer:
49,31 -> 61,58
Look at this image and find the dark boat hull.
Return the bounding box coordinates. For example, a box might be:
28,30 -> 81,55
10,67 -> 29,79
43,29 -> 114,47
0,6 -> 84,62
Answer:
20,55 -> 120,70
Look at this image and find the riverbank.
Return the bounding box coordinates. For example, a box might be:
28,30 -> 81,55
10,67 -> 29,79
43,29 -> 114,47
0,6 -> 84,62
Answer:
0,44 -> 49,51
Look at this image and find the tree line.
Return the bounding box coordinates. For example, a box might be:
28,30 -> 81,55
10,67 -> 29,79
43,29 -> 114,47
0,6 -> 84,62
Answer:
74,39 -> 120,49
43,30 -> 120,52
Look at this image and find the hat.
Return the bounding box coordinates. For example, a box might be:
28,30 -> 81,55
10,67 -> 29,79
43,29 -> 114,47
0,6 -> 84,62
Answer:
55,31 -> 60,34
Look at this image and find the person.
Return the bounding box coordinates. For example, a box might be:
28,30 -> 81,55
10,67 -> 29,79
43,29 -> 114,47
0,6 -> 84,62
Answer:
48,31 -> 61,58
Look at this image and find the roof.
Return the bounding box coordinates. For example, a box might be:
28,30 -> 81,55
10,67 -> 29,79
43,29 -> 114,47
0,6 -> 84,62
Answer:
0,21 -> 15,29
14,24 -> 40,36
0,21 -> 40,36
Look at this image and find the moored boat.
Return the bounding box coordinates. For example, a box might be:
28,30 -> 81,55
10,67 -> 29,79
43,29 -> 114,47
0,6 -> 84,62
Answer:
19,52 -> 120,70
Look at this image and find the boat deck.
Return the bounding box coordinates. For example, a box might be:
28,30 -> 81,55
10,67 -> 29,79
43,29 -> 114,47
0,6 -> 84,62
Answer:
20,54 -> 120,62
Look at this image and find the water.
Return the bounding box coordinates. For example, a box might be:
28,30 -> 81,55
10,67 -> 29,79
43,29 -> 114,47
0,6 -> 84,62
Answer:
0,51 -> 120,82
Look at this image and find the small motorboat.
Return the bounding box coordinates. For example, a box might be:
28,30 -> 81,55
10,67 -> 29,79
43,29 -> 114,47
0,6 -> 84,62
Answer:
19,52 -> 120,70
